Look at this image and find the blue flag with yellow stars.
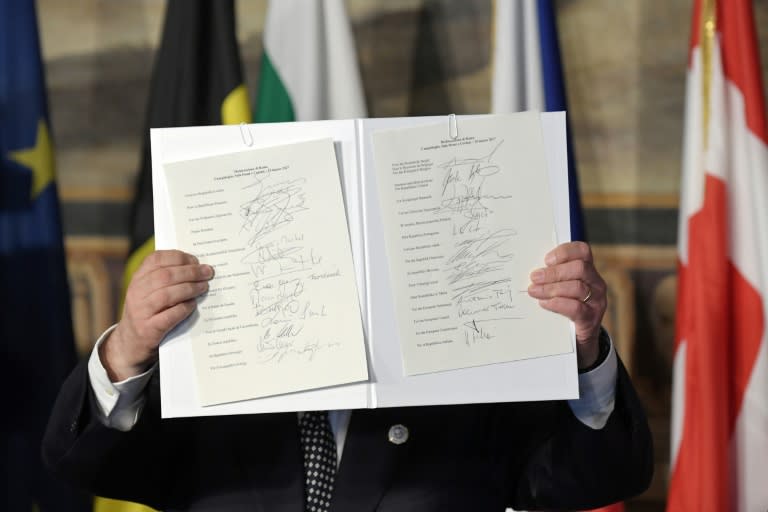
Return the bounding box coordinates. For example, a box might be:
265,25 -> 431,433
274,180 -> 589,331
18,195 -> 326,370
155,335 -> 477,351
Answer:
0,1 -> 89,510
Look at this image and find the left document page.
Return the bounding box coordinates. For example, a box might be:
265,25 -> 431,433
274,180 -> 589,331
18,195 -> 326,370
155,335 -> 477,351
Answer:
161,138 -> 368,406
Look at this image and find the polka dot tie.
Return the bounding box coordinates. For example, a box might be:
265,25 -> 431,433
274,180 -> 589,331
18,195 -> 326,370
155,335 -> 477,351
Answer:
299,411 -> 337,512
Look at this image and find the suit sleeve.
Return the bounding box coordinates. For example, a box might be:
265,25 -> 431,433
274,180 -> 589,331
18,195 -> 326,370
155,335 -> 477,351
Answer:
504,357 -> 654,510
41,358 -> 189,510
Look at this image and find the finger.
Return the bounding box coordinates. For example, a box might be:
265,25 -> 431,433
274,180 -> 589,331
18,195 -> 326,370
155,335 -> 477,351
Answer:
544,241 -> 593,266
147,298 -> 198,335
530,259 -> 599,285
122,262 -> 212,336
145,281 -> 209,314
538,296 -> 596,324
528,279 -> 591,302
141,263 -> 214,293
538,296 -> 604,344
134,250 -> 199,279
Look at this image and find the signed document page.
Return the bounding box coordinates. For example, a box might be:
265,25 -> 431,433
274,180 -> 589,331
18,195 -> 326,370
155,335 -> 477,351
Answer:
372,113 -> 572,375
163,138 -> 368,406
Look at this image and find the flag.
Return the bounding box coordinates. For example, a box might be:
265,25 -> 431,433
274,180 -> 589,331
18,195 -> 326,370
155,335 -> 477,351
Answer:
120,0 -> 251,306
0,1 -> 89,510
254,0 -> 367,122
101,1 -> 250,510
668,0 -> 768,510
491,0 -> 585,242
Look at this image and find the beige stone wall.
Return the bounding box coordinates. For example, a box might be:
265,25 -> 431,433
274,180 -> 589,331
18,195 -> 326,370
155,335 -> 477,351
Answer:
38,1 -> 768,510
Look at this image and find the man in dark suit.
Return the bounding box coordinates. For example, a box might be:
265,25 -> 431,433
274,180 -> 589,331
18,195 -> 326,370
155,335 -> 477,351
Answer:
43,242 -> 653,511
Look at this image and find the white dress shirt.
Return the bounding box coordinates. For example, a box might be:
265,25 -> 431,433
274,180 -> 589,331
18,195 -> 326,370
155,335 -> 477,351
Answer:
88,325 -> 618,465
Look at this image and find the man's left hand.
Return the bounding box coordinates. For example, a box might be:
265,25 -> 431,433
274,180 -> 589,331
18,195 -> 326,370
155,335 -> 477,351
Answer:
527,241 -> 607,370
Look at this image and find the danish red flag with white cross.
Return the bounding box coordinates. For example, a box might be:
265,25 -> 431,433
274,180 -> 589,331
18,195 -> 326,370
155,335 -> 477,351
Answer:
668,0 -> 768,511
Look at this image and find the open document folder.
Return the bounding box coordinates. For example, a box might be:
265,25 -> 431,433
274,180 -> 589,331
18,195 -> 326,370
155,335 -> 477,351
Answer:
152,112 -> 578,418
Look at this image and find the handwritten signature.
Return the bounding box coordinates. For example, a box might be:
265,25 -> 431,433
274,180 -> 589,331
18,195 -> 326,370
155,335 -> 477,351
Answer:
436,140 -> 510,220
254,336 -> 341,364
239,177 -> 308,246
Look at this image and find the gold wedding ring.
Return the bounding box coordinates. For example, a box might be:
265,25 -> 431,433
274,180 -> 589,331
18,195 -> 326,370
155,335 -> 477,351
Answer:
582,285 -> 593,304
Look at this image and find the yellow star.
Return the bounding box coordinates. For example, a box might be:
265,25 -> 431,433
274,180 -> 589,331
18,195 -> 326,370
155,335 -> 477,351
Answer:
9,119 -> 55,200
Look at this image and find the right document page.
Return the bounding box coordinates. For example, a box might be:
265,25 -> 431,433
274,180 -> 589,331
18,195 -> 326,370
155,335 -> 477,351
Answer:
371,112 -> 572,376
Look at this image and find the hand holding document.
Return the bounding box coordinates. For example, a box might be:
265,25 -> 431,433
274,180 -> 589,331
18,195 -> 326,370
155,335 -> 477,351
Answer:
152,112 -> 579,417
163,138 -> 368,406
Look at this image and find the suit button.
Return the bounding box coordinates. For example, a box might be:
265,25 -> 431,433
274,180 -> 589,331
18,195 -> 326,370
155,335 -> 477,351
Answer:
388,424 -> 408,445
69,420 -> 78,433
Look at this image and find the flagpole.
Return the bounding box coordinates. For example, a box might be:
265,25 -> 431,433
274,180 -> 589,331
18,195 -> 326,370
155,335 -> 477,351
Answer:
701,0 -> 715,149
490,0 -> 497,103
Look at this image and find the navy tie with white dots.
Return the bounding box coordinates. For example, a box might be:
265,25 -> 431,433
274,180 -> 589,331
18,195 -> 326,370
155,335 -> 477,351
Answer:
299,411 -> 337,512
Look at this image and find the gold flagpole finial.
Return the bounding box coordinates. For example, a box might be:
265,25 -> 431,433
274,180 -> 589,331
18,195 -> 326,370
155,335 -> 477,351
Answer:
701,0 -> 717,149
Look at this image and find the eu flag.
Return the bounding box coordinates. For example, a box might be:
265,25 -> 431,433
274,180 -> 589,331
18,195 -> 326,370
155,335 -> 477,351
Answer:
0,1 -> 89,510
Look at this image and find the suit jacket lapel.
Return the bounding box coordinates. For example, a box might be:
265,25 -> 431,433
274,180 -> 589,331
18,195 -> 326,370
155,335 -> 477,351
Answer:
331,409 -> 410,512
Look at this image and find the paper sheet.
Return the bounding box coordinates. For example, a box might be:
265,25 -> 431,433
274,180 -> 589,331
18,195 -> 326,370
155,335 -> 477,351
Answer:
371,113 -> 572,375
162,138 -> 368,405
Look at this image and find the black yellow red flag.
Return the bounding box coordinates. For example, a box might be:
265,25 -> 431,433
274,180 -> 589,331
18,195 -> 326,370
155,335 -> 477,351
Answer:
101,1 -> 250,510
121,0 -> 251,306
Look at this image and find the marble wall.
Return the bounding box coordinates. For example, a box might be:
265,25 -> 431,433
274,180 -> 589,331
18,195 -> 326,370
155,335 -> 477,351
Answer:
38,1 -> 768,510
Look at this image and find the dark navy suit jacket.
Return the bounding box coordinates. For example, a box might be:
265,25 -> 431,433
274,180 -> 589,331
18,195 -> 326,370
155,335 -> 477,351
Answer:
43,357 -> 652,511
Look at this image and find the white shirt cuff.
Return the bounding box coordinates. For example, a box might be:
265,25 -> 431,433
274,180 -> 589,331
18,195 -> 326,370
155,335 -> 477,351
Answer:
88,325 -> 156,432
567,335 -> 618,430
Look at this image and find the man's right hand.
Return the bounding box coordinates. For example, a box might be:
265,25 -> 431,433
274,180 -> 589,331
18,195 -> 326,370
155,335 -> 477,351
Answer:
100,250 -> 214,382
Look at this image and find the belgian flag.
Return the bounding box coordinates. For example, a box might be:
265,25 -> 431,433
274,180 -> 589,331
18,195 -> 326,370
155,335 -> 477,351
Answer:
121,0 -> 251,307
98,1 -> 250,511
